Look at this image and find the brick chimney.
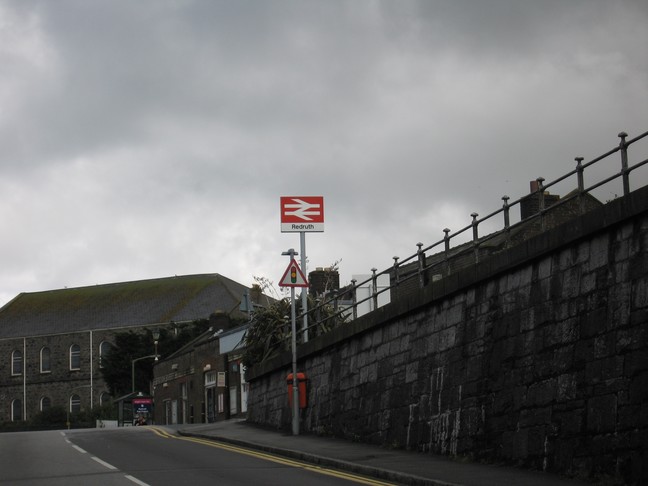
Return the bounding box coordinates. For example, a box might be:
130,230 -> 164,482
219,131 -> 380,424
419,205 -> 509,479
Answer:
520,181 -> 560,220
308,267 -> 340,297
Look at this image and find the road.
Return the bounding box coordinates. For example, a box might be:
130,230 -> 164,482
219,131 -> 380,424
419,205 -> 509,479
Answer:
0,427 -> 395,486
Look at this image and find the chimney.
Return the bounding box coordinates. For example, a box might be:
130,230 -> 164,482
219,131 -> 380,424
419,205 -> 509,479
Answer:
529,180 -> 539,193
520,180 -> 560,220
308,267 -> 340,297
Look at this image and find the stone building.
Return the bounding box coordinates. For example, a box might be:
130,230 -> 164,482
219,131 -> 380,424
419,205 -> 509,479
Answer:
0,274 -> 260,424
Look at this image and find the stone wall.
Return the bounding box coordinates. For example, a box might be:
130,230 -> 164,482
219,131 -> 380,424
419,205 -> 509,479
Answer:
246,186 -> 648,484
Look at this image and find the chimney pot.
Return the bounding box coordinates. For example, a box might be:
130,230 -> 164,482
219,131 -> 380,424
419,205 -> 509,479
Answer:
530,180 -> 539,193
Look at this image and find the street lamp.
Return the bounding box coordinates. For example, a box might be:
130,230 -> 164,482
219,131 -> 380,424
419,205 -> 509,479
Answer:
152,329 -> 160,357
131,355 -> 159,394
131,329 -> 161,394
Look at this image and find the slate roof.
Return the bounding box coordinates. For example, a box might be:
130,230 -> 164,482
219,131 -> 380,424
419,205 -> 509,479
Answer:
0,274 -> 253,339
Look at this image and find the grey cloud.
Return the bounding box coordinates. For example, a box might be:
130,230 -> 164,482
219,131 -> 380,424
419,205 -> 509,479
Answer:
0,0 -> 646,304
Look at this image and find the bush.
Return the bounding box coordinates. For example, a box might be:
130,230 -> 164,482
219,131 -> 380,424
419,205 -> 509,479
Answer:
31,406 -> 67,427
242,294 -> 348,368
3,403 -> 120,432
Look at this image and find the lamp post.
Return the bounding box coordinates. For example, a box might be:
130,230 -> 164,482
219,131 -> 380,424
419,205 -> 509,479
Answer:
153,329 -> 160,357
131,329 -> 161,394
131,354 -> 159,394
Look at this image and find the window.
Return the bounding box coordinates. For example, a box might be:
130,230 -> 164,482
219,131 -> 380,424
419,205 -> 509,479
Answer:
99,341 -> 112,368
40,347 -> 51,373
70,394 -> 81,414
69,344 -> 80,370
40,396 -> 51,411
205,371 -> 217,387
11,350 -> 23,376
11,399 -> 22,421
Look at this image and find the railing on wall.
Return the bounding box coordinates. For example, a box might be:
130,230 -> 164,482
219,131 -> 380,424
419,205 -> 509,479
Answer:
296,129 -> 648,342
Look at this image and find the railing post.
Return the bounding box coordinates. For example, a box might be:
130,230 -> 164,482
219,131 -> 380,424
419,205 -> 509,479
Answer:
471,213 -> 479,263
502,196 -> 511,246
416,242 -> 426,288
350,279 -> 357,320
575,157 -> 584,213
393,256 -> 400,287
315,298 -> 321,330
536,177 -> 545,209
332,289 -> 339,316
575,157 -> 584,192
536,177 -> 546,231
371,268 -> 379,310
502,195 -> 510,229
443,228 -> 451,275
619,131 -> 630,195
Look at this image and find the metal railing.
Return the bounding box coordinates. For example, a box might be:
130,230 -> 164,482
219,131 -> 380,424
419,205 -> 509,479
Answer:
293,129 -> 648,342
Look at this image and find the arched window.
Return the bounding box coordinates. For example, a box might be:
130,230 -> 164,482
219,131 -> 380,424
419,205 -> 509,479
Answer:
11,350 -> 23,376
40,396 -> 51,411
69,344 -> 81,370
99,341 -> 112,369
70,394 -> 81,414
11,399 -> 22,421
40,347 -> 51,373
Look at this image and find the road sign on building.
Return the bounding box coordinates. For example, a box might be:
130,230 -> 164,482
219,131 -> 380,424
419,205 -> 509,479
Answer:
279,258 -> 309,288
280,196 -> 324,232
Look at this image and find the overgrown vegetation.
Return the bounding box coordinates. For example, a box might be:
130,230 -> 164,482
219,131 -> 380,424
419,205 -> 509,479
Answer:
241,293 -> 348,368
242,298 -> 292,366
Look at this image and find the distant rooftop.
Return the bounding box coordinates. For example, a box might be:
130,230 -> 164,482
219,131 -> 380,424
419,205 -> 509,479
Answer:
0,274 -> 256,339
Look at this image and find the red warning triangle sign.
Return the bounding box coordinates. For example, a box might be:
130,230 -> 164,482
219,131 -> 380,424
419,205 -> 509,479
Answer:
279,258 -> 309,288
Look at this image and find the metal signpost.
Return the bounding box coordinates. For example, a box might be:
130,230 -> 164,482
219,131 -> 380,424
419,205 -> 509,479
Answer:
280,196 -> 324,343
279,249 -> 309,435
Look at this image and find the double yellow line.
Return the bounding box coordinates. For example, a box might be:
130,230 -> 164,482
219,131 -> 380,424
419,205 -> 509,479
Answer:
148,427 -> 395,486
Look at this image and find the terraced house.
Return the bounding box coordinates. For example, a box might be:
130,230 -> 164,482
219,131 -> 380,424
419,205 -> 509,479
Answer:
0,274 -> 260,424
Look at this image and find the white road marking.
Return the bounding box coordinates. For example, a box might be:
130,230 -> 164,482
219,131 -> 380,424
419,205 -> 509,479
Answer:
64,432 -> 149,485
91,456 -> 117,470
125,475 -> 150,486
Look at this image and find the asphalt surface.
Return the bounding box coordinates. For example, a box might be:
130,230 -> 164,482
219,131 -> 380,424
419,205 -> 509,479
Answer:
177,420 -> 588,486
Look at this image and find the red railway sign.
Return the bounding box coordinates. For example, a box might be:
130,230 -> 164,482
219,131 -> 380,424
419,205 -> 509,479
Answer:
280,196 -> 324,232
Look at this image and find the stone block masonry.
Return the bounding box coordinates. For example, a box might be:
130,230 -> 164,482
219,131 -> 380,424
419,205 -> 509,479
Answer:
246,186 -> 648,485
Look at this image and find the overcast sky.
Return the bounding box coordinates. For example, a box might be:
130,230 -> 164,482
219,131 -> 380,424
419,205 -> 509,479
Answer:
1,0 -> 647,306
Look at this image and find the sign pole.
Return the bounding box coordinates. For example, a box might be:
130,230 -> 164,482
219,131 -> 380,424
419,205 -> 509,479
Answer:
290,284 -> 299,435
281,248 -> 302,436
300,231 -> 308,343
280,195 -> 319,436
280,195 -> 324,345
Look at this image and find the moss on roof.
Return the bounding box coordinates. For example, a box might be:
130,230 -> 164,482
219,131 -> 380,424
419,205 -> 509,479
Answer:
0,274 -> 252,339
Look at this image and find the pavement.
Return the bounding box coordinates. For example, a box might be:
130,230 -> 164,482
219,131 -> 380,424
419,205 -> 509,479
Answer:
177,419 -> 588,486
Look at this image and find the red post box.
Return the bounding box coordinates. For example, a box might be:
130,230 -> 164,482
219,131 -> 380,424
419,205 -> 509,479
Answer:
287,372 -> 307,409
